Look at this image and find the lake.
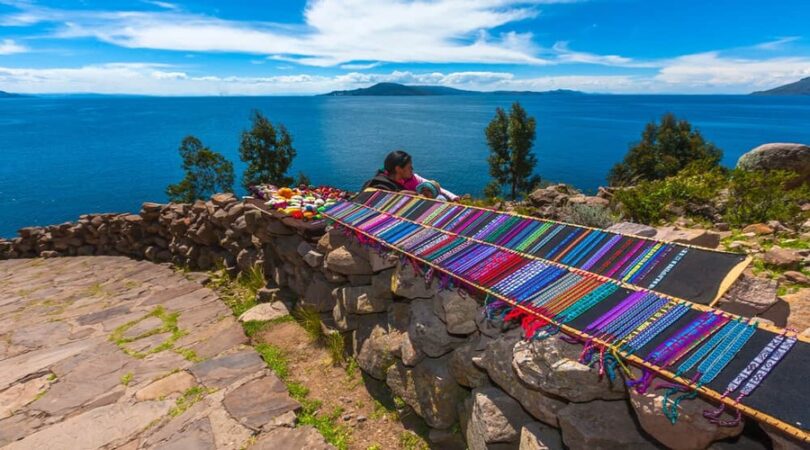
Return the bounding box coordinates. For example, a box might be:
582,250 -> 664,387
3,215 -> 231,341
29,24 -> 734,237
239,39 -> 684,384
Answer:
2,94 -> 810,237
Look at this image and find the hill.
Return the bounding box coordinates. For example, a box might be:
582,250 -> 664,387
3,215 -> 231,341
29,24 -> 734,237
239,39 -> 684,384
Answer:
750,77 -> 810,96
321,82 -> 585,96
0,90 -> 26,98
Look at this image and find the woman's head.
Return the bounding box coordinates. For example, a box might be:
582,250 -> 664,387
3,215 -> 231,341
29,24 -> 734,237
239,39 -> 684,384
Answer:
383,150 -> 413,181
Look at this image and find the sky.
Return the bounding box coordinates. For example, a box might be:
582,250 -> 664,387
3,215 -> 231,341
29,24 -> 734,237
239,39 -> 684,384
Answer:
1,0 -> 810,95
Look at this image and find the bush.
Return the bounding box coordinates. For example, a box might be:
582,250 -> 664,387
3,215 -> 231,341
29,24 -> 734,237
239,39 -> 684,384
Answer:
612,163 -> 726,224
560,203 -> 617,228
613,164 -> 809,227
608,113 -> 723,186
725,169 -> 810,227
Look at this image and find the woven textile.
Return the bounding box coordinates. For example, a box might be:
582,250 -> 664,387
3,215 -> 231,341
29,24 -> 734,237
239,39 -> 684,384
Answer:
322,191 -> 809,441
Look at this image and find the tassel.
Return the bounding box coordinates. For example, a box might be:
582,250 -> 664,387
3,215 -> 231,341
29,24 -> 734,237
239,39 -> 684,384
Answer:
626,369 -> 653,394
424,267 -> 435,288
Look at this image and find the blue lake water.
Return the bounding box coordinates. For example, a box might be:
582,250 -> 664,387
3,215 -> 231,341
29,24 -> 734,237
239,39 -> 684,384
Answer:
2,94 -> 810,237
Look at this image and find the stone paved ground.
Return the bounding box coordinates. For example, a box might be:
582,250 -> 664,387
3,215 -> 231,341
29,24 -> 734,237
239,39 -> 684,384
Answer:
0,256 -> 333,450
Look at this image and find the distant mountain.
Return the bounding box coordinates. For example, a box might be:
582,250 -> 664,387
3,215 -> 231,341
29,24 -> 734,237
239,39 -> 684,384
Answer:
320,82 -> 585,96
0,90 -> 27,98
750,77 -> 810,96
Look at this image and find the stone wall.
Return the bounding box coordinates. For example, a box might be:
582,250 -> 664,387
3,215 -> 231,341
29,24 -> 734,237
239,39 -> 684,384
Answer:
0,196 -> 799,450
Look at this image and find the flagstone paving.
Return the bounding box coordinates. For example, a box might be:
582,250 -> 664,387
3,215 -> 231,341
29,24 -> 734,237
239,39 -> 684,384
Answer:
0,256 -> 332,450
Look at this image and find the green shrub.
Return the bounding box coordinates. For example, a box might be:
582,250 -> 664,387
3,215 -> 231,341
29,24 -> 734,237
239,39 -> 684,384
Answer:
724,169 -> 810,227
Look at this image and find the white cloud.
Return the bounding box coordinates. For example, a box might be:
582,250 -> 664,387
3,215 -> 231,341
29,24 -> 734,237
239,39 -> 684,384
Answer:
0,38 -> 27,55
754,36 -> 800,51
656,51 -> 810,92
0,0 -> 558,66
141,1 -> 180,11
551,41 -> 654,68
340,62 -> 382,70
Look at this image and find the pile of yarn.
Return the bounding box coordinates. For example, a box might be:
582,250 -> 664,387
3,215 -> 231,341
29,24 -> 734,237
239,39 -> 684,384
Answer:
253,185 -> 348,220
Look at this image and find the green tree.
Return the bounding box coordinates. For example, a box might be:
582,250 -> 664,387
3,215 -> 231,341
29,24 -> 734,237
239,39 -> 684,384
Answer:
484,102 -> 541,200
166,136 -> 234,203
239,110 -> 296,190
608,113 -> 723,186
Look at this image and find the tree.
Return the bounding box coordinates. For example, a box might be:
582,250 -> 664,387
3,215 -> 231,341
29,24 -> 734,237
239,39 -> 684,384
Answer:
166,136 -> 234,203
608,113 -> 723,186
485,102 -> 541,199
239,110 -> 296,190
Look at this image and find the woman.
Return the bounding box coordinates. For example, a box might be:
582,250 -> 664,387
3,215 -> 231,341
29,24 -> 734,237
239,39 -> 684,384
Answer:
362,150 -> 458,200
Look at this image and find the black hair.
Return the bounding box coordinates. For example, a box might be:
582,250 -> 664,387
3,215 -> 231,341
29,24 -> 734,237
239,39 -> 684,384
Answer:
383,150 -> 412,173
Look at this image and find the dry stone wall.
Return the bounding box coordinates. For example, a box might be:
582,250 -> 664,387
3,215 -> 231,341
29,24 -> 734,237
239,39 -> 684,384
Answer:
0,195 -> 793,450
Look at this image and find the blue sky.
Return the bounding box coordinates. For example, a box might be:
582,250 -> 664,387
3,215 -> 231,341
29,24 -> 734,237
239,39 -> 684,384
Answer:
1,0 -> 810,95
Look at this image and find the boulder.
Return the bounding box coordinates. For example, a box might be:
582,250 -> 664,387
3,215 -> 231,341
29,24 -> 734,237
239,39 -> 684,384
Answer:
400,331 -> 426,366
211,192 -> 237,207
629,384 -> 743,450
763,247 -> 802,269
557,400 -> 657,450
325,246 -> 373,275
511,338 -> 626,402
386,361 -> 420,416
784,270 -> 810,284
737,143 -> 810,183
302,250 -> 324,268
466,387 -> 535,450
654,226 -> 721,249
335,285 -> 388,315
317,227 -> 352,254
369,251 -> 399,272
391,262 -> 439,299
606,222 -> 657,238
409,298 -> 465,357
411,355 -> 467,429
475,333 -> 567,425
434,289 -> 479,335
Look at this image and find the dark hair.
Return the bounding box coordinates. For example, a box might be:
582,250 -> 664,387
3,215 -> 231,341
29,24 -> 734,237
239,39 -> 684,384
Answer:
383,150 -> 412,173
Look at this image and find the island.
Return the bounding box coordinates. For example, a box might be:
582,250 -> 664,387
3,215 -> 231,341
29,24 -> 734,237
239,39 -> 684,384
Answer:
320,82 -> 584,96
750,77 -> 810,96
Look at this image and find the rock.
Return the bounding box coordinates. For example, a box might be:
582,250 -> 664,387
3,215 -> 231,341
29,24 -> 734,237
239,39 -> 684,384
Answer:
428,427 -> 466,450
606,222 -> 658,238
557,400 -> 657,450
189,351 -> 265,389
762,423 -> 808,450
763,247 -> 802,269
737,143 -> 810,183
236,248 -> 259,271
466,386 -> 535,450
448,337 -> 490,388
0,374 -> 52,419
325,245 -> 373,275
301,273 -> 337,312
317,227 -> 352,254
434,289 -> 479,335
409,298 -> 465,357
303,250 -> 324,268
211,192 -> 237,207
782,288 -> 810,331
335,282 -> 390,315
257,287 -> 279,302
476,333 -> 567,425
252,425 -> 336,450
391,262 -> 439,299
714,222 -> 730,232
519,422 -> 564,450
512,337 -> 626,402
784,271 -> 810,284
332,292 -> 359,331
400,332 -> 425,366
742,223 -> 774,235
654,226 -> 721,249
238,302 -> 290,322
629,385 -> 743,450
355,319 -> 398,380
386,361 -> 420,416
222,375 -> 300,431
717,274 -> 779,316
135,371 -> 197,401
4,401 -> 172,450
412,355 -> 467,429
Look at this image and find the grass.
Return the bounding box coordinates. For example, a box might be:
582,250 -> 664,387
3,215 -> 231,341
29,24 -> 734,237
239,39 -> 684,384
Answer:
168,386 -> 216,418
120,372 -> 134,386
86,282 -> 106,297
254,342 -> 351,450
174,347 -> 202,362
109,306 -> 187,359
324,332 -> 346,365
398,431 -> 429,450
